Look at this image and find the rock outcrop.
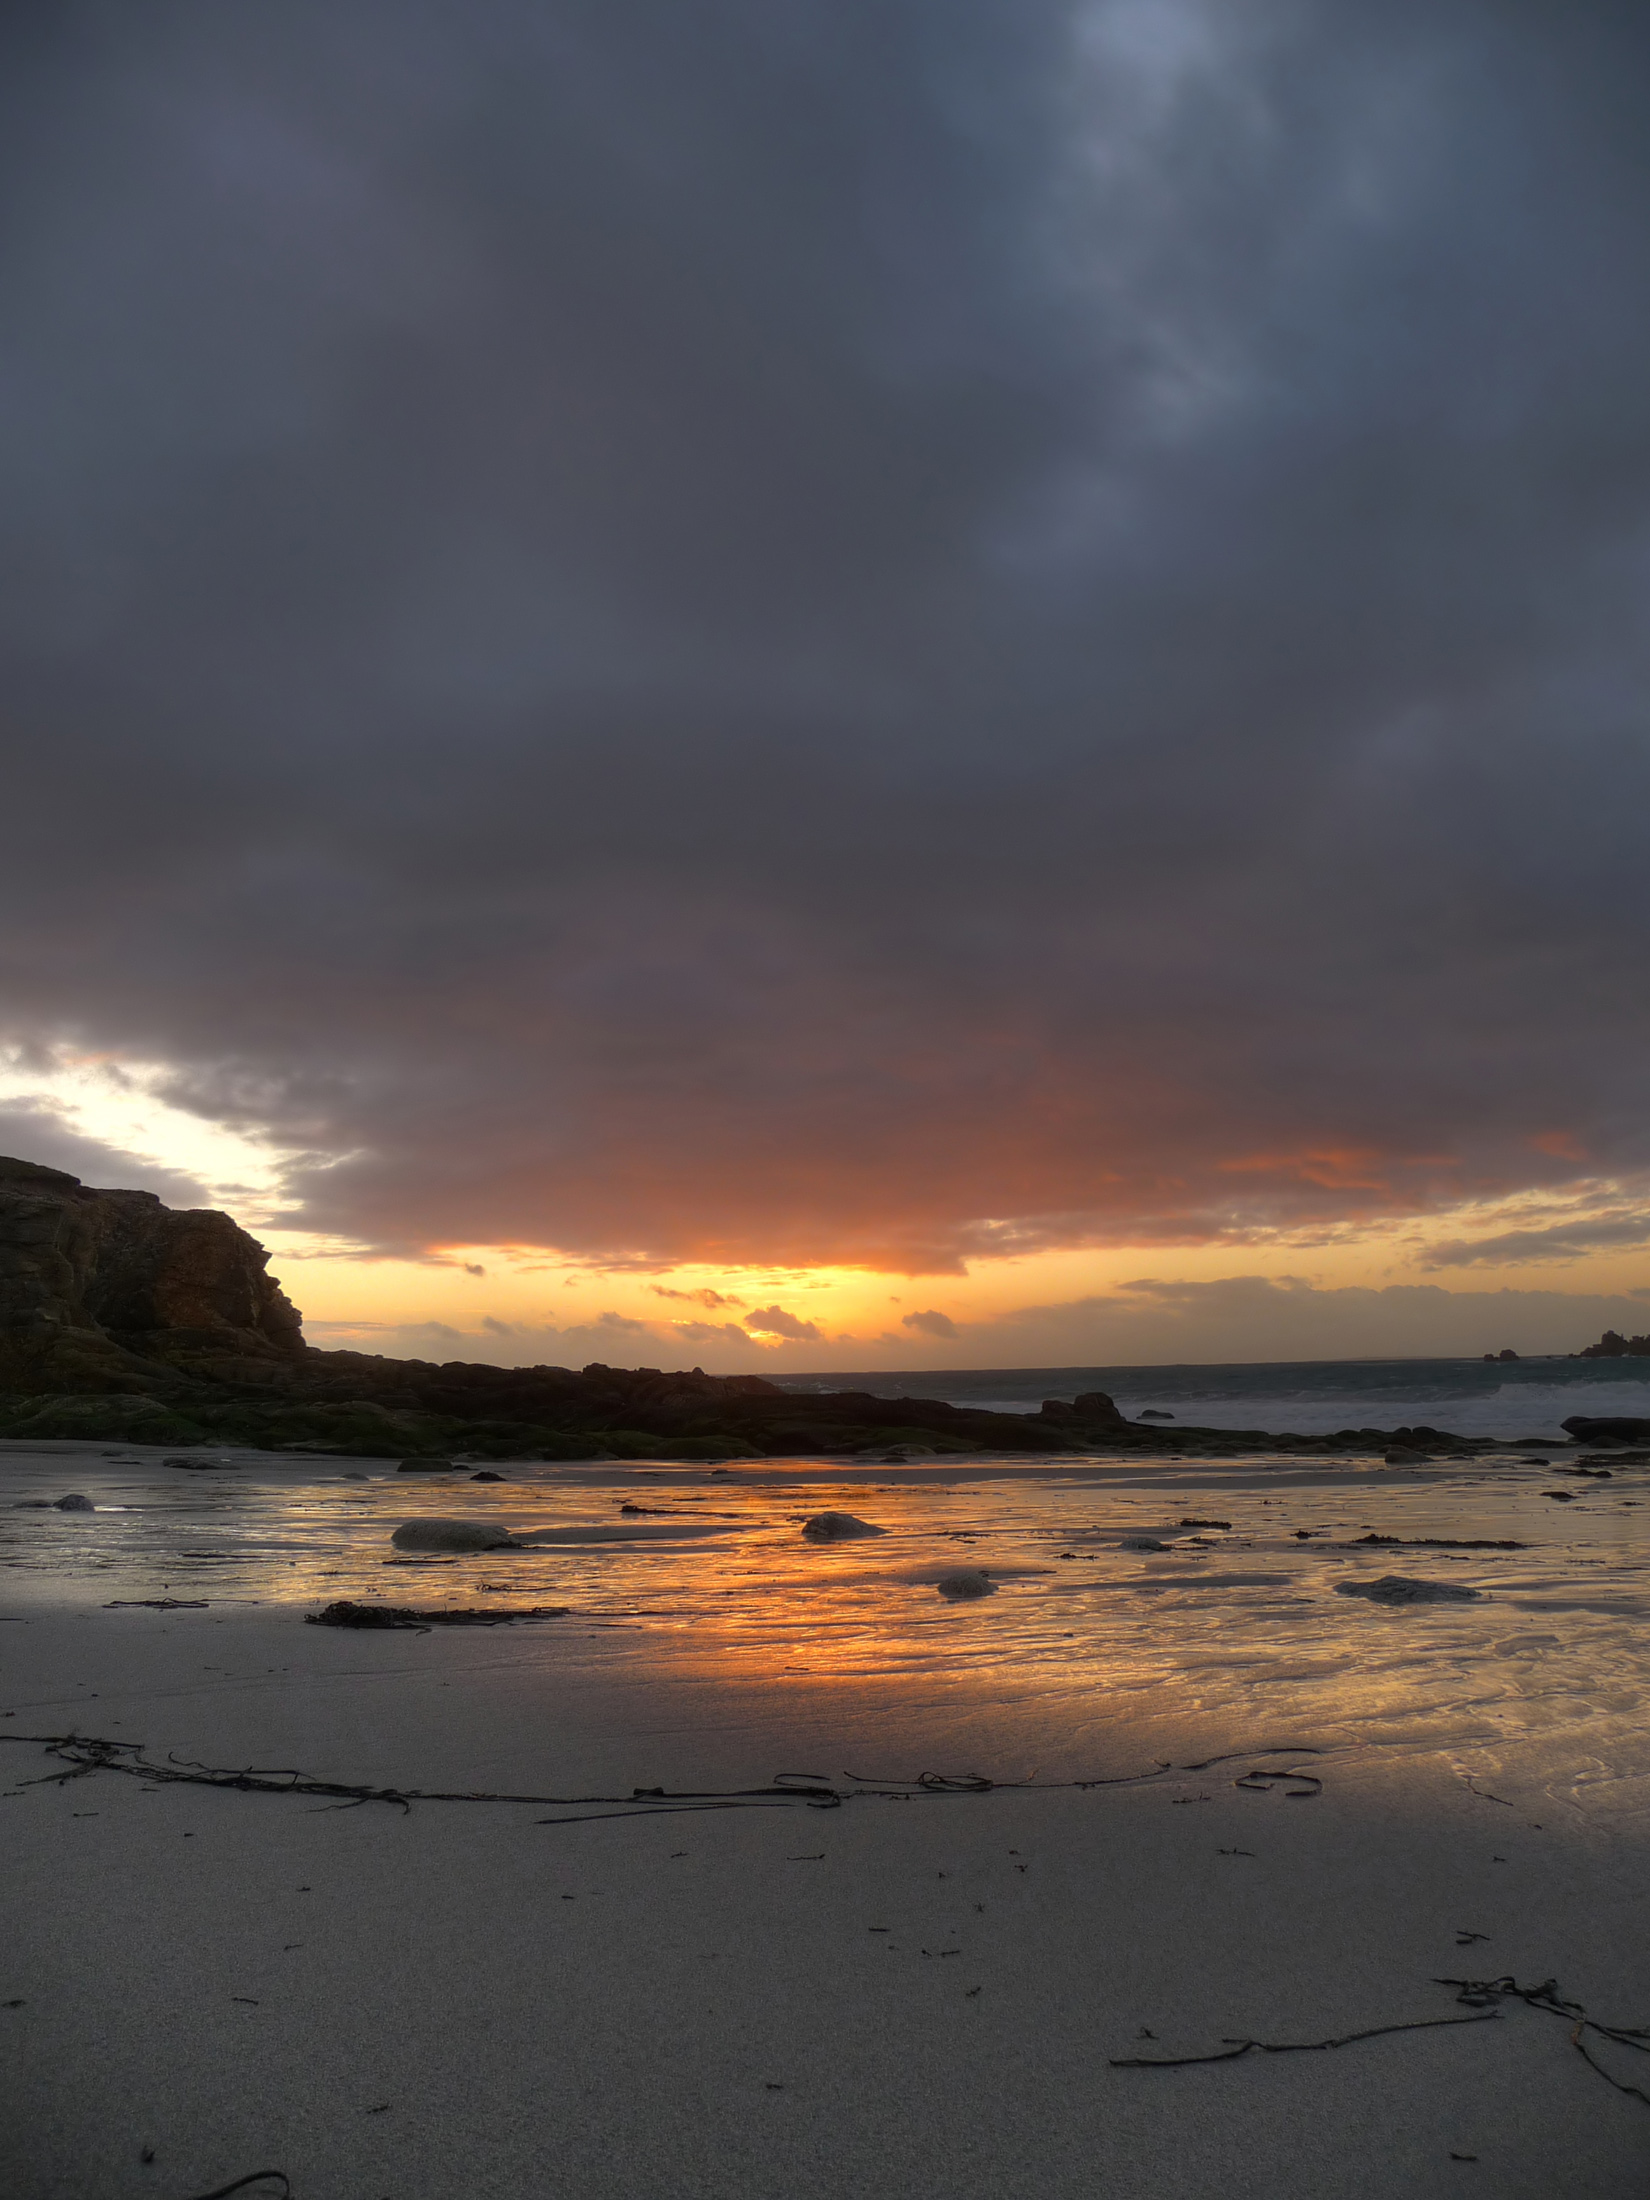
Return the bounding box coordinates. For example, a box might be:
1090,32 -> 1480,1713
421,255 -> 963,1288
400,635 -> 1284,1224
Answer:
0,1156 -> 304,1393
0,1156 -> 1523,1464
1576,1330 -> 1650,1359
1561,1414 -> 1650,1444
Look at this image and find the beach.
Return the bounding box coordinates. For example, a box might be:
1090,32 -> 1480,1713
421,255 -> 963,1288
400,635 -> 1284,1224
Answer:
10,0 -> 1650,2190
4,1435 -> 1648,2198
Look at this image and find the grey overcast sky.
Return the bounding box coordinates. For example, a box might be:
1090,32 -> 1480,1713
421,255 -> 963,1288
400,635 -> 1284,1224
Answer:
3,2 -> 1649,1361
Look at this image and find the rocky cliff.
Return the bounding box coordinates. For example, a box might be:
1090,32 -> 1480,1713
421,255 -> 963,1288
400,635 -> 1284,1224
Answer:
0,1156 -> 304,1393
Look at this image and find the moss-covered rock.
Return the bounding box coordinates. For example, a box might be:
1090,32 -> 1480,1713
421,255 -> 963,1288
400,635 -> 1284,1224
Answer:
0,1394 -> 214,1445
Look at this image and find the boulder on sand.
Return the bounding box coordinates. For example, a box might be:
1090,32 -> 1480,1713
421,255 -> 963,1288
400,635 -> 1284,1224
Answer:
801,1512 -> 885,1541
936,1569 -> 996,1599
390,1517 -> 521,1552
1335,1575 -> 1481,1604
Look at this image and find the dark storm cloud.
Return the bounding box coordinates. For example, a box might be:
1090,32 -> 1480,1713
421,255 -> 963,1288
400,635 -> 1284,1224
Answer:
4,0 -> 1650,1266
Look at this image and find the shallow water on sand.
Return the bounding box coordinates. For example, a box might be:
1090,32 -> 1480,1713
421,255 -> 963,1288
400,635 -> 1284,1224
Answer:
5,1439 -> 1649,1829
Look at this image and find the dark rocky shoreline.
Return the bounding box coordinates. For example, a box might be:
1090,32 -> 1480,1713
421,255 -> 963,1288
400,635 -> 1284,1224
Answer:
0,1154 -> 1604,1461
0,1363 -> 1536,1462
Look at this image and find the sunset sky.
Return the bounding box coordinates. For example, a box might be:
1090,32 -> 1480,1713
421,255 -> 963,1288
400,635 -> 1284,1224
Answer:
4,2 -> 1649,1371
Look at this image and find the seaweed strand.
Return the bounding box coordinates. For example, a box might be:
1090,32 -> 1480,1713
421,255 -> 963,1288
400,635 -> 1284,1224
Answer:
1111,2010 -> 1500,2067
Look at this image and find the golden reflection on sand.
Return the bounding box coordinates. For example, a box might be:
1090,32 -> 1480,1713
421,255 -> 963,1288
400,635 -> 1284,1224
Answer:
6,1448 -> 1650,1813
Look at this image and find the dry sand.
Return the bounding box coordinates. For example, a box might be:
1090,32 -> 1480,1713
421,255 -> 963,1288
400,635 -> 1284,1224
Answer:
4,1608 -> 1647,2200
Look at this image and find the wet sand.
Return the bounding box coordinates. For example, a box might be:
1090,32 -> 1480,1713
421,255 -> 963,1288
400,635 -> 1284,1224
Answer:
3,1440 -> 1648,2197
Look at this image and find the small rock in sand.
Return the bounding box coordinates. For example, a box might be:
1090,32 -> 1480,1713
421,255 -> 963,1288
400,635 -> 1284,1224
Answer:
470,1470 -> 505,1482
53,1493 -> 95,1511
1121,1536 -> 1168,1552
390,1518 -> 521,1552
1383,1447 -> 1434,1464
936,1569 -> 996,1599
801,1512 -> 886,1541
1335,1575 -> 1481,1604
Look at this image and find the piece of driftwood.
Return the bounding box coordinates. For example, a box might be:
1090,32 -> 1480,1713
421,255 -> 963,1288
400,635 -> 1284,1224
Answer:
1345,1535 -> 1526,1550
304,1600 -> 569,1632
103,1599 -> 210,1611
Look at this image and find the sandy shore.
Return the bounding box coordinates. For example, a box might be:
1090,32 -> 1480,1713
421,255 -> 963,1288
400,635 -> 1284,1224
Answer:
3,1438 -> 1649,2197
3,1603 -> 1647,2200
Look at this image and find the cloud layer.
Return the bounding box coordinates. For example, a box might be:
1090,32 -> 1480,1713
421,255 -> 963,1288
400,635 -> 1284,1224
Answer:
4,2 -> 1650,1272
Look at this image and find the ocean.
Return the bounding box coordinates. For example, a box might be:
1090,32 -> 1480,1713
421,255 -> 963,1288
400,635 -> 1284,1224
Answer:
773,1354 -> 1650,1440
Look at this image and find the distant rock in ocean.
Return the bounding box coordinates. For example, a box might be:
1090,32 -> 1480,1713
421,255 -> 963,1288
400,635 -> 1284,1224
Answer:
1575,1329 -> 1650,1359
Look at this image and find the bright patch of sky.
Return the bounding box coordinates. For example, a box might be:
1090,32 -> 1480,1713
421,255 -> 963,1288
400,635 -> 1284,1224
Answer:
0,1045 -> 287,1215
